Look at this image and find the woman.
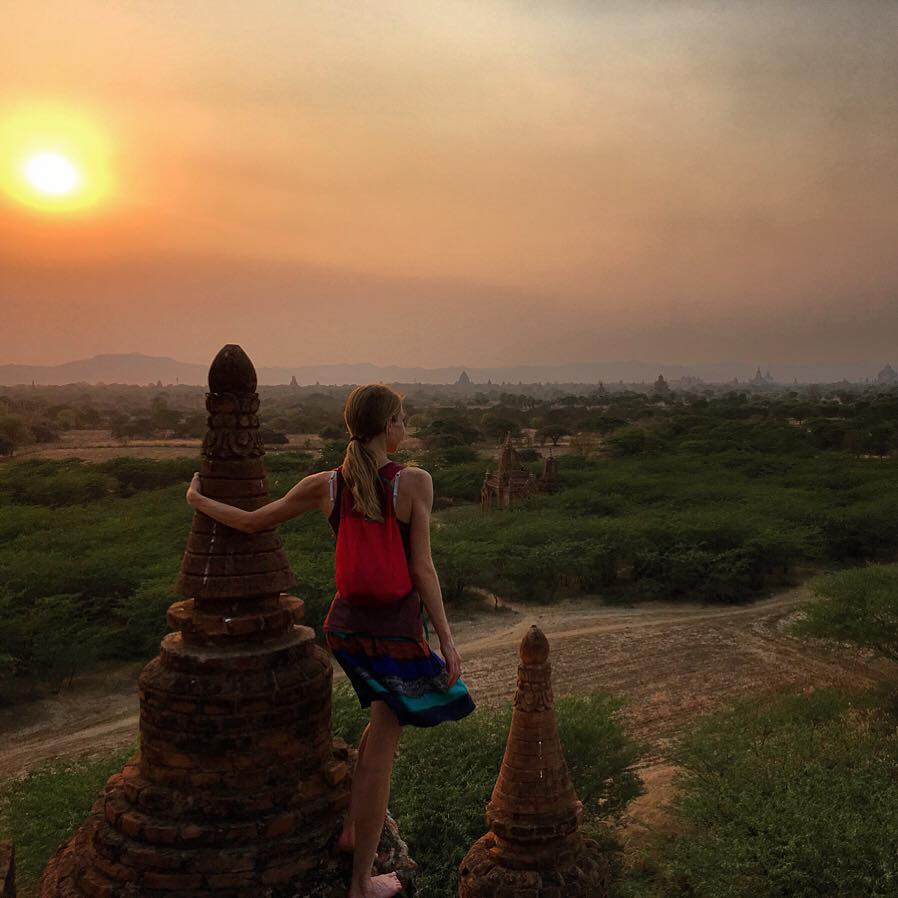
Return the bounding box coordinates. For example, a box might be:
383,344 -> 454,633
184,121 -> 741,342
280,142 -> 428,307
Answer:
186,383 -> 475,898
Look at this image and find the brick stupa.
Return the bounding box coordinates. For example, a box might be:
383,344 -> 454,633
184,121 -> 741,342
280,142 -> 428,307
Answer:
40,345 -> 353,897
458,626 -> 608,898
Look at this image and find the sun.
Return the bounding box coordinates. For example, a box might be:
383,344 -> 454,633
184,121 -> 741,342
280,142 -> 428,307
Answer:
0,103 -> 113,214
23,151 -> 81,196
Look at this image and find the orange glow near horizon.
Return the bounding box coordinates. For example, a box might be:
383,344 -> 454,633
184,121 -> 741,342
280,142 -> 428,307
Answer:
0,103 -> 113,214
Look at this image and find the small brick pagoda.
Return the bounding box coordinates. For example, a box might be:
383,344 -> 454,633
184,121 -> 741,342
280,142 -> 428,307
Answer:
481,436 -> 560,509
40,345 -> 412,898
458,626 -> 608,898
480,434 -> 536,510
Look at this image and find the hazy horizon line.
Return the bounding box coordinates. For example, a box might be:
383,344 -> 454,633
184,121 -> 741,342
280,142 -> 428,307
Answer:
1,350 -> 893,372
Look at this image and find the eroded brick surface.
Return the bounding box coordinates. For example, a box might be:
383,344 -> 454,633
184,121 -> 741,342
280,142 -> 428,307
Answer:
458,626 -> 609,898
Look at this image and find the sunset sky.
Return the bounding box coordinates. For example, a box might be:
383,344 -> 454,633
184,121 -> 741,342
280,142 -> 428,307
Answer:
2,1 -> 896,370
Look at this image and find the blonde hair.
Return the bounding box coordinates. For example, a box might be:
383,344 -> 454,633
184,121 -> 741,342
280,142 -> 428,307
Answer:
341,384 -> 403,521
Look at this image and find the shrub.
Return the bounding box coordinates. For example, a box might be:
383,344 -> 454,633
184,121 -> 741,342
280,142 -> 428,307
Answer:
606,427 -> 650,457
0,460 -> 115,507
0,592 -> 105,697
794,564 -> 898,664
430,461 -> 486,502
0,747 -> 135,894
654,690 -> 898,898
95,457 -> 198,496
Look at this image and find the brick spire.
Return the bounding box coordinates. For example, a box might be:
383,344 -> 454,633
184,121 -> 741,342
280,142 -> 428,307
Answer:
458,626 -> 608,897
173,343 -> 299,639
39,346 -> 354,898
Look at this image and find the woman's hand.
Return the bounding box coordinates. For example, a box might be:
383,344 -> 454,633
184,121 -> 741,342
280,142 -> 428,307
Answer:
441,639 -> 462,687
186,472 -> 203,508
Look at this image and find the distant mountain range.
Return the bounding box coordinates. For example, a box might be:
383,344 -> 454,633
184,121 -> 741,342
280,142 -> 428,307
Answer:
0,353 -> 887,386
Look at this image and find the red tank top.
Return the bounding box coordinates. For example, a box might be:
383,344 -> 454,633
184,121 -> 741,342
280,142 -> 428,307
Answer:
332,462 -> 414,608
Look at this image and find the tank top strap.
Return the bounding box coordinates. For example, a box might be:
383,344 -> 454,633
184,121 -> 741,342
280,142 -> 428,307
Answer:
328,463 -> 405,536
328,466 -> 344,535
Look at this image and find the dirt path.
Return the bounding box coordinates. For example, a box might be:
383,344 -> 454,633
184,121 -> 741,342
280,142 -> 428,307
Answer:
0,584 -> 890,786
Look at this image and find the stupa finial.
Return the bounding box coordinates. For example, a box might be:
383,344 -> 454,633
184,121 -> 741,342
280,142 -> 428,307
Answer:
520,624 -> 549,664
202,344 -> 263,461
208,343 -> 257,394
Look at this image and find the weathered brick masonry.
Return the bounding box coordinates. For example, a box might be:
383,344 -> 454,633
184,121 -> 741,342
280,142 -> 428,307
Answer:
39,346 -> 411,897
458,626 -> 608,898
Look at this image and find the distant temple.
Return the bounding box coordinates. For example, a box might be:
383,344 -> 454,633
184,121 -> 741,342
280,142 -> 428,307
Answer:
456,370 -> 471,386
290,375 -> 299,386
481,435 -> 559,510
876,364 -> 898,385
750,367 -> 775,386
653,374 -> 670,397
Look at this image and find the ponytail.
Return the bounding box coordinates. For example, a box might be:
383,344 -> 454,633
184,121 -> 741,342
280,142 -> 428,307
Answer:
341,384 -> 403,522
342,439 -> 385,521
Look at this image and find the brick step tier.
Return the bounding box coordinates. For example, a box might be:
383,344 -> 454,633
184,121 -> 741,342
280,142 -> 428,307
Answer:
103,773 -> 348,849
166,595 -> 304,644
138,628 -> 332,791
41,788 -> 347,898
460,832 -> 608,895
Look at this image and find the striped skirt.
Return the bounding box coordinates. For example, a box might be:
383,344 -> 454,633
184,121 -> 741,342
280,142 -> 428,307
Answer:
324,628 -> 476,728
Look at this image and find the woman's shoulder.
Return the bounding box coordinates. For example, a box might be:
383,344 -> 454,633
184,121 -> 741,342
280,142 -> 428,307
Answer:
398,463 -> 430,479
397,465 -> 432,493
304,469 -> 338,492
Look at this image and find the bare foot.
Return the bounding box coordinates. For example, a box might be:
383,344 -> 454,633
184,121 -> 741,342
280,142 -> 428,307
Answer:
348,872 -> 402,898
337,821 -> 354,853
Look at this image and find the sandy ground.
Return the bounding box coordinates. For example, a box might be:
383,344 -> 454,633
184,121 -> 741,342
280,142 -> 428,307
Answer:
7,430 -> 202,462
10,429 -> 539,463
0,584 -> 890,856
5,431 -> 330,462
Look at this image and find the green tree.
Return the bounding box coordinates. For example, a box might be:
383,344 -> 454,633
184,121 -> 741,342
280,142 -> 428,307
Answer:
795,565 -> 898,664
606,426 -> 648,457
479,413 -> 520,443
0,414 -> 32,455
149,396 -> 181,431
866,425 -> 894,459
536,424 -> 569,446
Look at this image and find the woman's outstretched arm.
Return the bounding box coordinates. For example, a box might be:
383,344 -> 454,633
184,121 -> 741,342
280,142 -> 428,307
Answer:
185,470 -> 331,533
405,467 -> 462,686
